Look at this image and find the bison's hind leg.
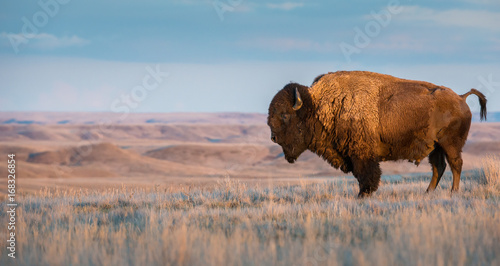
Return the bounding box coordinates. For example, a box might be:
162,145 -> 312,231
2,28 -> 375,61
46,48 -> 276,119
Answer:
352,158 -> 381,198
444,150 -> 463,192
437,140 -> 466,192
426,144 -> 447,192
437,119 -> 469,192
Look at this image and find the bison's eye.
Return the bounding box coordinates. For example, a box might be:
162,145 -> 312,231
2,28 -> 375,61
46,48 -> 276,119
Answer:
281,113 -> 290,121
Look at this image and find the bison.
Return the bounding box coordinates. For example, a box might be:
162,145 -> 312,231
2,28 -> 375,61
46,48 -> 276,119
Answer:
267,71 -> 487,197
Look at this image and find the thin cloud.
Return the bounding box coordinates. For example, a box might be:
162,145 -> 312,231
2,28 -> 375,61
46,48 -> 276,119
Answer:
460,0 -> 500,5
265,2 -> 305,11
171,0 -> 209,5
399,6 -> 500,31
240,37 -> 335,52
215,2 -> 306,13
367,34 -> 428,52
0,33 -> 90,50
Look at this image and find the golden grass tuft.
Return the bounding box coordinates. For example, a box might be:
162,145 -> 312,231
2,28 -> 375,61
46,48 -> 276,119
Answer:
480,155 -> 500,191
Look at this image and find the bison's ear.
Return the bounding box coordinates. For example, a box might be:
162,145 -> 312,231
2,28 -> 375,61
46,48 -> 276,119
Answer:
293,87 -> 303,111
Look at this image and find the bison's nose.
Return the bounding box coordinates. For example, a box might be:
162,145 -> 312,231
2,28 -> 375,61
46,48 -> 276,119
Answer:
271,133 -> 277,143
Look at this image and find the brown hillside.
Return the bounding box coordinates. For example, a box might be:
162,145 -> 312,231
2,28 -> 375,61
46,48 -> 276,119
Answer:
144,144 -> 270,169
27,143 -> 135,165
463,141 -> 500,155
26,142 -> 222,177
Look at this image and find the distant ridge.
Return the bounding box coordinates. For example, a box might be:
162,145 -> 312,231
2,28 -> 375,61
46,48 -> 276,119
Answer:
0,112 -> 267,125
2,118 -> 41,125
1,112 -> 498,125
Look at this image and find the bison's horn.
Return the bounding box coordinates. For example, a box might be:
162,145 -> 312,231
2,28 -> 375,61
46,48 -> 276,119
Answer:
293,87 -> 303,111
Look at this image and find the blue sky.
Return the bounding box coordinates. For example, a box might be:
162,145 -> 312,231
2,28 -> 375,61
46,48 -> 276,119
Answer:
0,0 -> 499,113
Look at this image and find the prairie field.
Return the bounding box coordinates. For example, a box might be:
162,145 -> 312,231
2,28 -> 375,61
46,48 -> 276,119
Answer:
1,156 -> 499,266
1,113 -> 499,266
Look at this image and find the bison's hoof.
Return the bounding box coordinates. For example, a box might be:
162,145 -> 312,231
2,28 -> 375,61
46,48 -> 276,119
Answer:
357,191 -> 371,198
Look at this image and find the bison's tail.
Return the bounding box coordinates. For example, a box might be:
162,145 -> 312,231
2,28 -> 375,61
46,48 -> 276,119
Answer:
461,89 -> 487,121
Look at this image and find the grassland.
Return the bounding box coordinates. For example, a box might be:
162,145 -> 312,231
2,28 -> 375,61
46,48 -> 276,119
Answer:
1,157 -> 499,266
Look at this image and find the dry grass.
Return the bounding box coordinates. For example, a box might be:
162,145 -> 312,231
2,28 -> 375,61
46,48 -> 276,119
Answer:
480,155 -> 500,191
1,161 -> 500,266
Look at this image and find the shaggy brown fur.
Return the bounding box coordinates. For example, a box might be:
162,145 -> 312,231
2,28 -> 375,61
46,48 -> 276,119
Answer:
268,71 -> 487,197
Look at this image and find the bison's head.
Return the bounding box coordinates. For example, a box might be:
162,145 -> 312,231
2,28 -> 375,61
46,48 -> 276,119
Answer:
267,83 -> 310,163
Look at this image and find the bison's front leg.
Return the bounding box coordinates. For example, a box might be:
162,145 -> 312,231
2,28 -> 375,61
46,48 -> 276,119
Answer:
352,158 -> 382,197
